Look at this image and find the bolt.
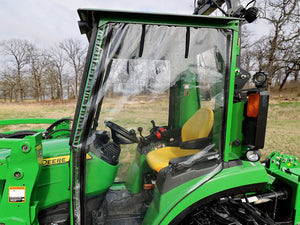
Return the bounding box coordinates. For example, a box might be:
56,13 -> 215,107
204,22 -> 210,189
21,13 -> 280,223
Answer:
22,145 -> 29,152
276,162 -> 280,166
233,139 -> 241,146
294,163 -> 298,166
240,74 -> 247,79
272,160 -> 275,163
282,158 -> 287,163
282,167 -> 287,172
14,172 -> 21,178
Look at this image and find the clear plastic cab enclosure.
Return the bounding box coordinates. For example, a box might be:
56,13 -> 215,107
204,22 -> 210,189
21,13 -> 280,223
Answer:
70,10 -> 239,224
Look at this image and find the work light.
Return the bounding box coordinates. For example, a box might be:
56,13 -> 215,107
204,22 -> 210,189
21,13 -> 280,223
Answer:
246,150 -> 261,162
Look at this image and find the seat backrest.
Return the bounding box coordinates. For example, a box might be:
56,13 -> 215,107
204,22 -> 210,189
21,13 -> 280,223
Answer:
181,108 -> 214,142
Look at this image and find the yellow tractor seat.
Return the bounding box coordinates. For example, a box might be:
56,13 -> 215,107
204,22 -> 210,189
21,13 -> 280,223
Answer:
146,108 -> 214,172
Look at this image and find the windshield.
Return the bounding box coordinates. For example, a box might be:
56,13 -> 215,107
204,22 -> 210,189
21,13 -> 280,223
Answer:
83,23 -> 232,180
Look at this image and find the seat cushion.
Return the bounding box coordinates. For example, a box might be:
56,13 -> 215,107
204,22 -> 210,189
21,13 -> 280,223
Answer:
146,147 -> 199,172
181,108 -> 214,142
146,108 -> 214,172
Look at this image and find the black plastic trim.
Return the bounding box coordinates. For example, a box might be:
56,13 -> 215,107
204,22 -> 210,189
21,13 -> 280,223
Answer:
185,27 -> 190,58
157,159 -> 220,194
156,159 -> 242,195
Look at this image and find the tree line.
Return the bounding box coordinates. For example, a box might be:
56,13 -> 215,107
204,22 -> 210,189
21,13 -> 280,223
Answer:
0,0 -> 298,102
0,38 -> 87,102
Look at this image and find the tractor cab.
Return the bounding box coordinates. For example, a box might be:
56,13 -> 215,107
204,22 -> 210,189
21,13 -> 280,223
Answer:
68,9 -> 270,225
77,13 -> 231,177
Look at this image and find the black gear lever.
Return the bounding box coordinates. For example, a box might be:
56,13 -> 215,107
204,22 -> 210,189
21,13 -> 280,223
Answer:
138,127 -> 144,139
151,120 -> 156,128
150,120 -> 158,134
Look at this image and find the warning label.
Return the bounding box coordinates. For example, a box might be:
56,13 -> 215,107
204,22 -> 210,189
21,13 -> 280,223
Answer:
36,144 -> 42,151
154,143 -> 166,150
43,154 -> 92,166
9,186 -> 25,203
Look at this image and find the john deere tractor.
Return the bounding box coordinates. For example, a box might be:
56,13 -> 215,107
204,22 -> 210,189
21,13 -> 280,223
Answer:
0,0 -> 299,224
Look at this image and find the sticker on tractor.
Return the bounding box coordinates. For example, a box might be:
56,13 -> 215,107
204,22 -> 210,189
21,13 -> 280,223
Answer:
154,143 -> 166,150
36,144 -> 42,151
36,144 -> 43,162
9,186 -> 25,203
43,154 -> 92,166
184,83 -> 190,96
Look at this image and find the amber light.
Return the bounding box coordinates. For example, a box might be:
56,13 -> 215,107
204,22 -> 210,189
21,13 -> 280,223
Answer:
247,93 -> 260,118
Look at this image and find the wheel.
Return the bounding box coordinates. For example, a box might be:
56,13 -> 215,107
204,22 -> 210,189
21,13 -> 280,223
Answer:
176,199 -> 275,225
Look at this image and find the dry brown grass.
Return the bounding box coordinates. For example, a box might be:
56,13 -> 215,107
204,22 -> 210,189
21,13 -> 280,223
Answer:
263,94 -> 300,159
0,100 -> 76,131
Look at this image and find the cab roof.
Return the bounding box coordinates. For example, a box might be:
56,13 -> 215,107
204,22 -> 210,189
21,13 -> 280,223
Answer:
77,9 -> 239,40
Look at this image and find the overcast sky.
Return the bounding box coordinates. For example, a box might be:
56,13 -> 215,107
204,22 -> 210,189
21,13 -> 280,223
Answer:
0,0 -> 195,46
0,0 -> 268,47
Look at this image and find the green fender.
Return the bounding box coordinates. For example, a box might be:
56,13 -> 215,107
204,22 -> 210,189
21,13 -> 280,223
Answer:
143,160 -> 270,225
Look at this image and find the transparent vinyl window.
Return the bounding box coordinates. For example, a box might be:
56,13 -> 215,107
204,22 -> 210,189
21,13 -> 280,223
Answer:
88,23 -> 232,180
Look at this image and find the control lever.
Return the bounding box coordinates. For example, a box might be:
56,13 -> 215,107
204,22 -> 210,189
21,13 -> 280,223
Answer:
151,120 -> 156,129
138,127 -> 144,139
150,120 -> 158,134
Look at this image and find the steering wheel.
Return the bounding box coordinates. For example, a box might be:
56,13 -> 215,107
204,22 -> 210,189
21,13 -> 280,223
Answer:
104,120 -> 139,144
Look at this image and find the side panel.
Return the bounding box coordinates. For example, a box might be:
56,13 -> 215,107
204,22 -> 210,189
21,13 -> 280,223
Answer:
229,101 -> 246,159
0,134 -> 43,225
143,161 -> 270,225
126,153 -> 152,194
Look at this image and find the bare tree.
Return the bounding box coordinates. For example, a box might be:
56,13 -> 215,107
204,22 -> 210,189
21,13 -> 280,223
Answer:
0,68 -> 17,102
49,45 -> 67,100
44,65 -> 57,100
59,39 -> 86,98
240,27 -> 257,72
28,46 -> 51,101
279,38 -> 300,90
258,0 -> 299,89
64,75 -> 76,99
0,39 -> 33,101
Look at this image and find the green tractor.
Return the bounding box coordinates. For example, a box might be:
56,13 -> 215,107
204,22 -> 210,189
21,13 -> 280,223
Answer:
0,0 -> 299,224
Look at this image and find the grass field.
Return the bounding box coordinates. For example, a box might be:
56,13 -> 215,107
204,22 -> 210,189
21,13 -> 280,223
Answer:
0,94 -> 299,180
263,99 -> 300,159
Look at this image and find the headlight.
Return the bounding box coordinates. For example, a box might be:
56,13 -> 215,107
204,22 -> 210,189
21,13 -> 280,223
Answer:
246,150 -> 261,162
